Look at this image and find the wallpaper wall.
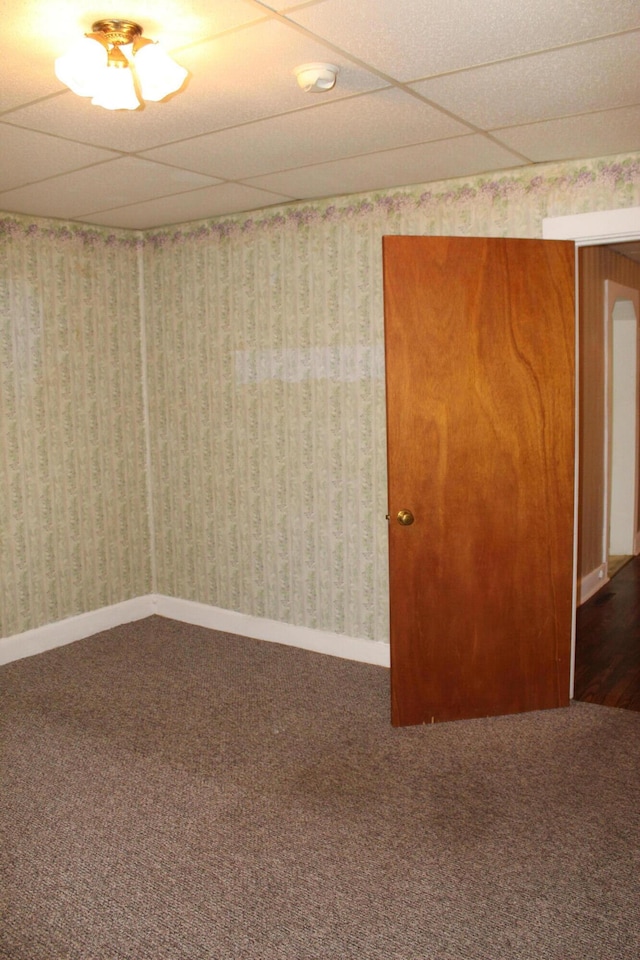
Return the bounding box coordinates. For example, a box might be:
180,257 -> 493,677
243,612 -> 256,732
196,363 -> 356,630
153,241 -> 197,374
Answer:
142,155 -> 640,644
2,153 -> 639,644
0,226 -> 151,637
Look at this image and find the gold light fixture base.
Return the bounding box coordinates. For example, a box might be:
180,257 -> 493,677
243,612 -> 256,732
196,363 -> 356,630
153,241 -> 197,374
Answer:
90,19 -> 143,46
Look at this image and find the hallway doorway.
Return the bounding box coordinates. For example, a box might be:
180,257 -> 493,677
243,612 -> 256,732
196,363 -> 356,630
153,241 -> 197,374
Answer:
605,282 -> 639,578
542,206 -> 640,698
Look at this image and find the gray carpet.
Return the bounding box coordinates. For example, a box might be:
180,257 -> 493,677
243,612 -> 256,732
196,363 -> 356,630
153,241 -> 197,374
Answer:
1,616 -> 639,960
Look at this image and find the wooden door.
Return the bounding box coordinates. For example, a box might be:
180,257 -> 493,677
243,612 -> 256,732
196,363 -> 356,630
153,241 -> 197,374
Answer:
383,236 -> 575,726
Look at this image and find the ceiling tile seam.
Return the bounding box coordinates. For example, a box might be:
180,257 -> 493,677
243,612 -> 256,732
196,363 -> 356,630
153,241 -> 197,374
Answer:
0,90 -> 73,120
389,40 -> 640,145
487,101 -> 640,134
402,27 -> 640,84
234,132 -> 530,182
248,1 -> 324,21
69,184 -> 298,221
0,118 -> 127,157
374,85 -> 510,141
165,8 -> 275,55
133,87 -> 398,156
109,128 -> 533,189
0,160 -> 222,206
471,133 -> 532,164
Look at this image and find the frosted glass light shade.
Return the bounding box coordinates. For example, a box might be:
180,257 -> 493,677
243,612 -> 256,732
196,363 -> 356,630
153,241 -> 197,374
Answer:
91,64 -> 139,110
55,36 -> 108,96
55,22 -> 187,109
134,42 -> 188,101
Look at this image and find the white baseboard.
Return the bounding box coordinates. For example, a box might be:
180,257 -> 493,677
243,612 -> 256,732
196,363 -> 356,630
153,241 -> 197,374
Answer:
0,596 -> 155,666
0,594 -> 390,669
579,564 -> 608,605
153,594 -> 390,668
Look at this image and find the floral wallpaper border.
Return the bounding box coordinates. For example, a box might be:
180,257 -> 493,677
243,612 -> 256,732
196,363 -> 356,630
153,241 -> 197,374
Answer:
1,154 -> 638,249
0,217 -> 141,248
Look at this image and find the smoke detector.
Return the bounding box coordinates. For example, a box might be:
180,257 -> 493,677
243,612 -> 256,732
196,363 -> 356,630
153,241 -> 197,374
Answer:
294,62 -> 339,93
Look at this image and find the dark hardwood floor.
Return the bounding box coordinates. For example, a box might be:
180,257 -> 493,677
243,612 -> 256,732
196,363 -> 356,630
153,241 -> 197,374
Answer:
574,555 -> 640,711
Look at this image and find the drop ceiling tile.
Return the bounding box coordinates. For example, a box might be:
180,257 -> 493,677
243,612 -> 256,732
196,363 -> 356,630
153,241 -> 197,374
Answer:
140,88 -> 472,180
245,134 -> 527,201
74,183 -> 294,230
0,157 -> 220,220
493,105 -> 640,162
283,0 -> 640,82
137,0 -> 268,45
0,124 -> 117,191
412,32 -> 640,129
0,50 -> 61,112
5,19 -> 385,154
1,17 -> 67,110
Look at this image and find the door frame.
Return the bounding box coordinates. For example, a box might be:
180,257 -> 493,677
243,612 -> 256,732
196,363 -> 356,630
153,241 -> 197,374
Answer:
543,206 -> 640,697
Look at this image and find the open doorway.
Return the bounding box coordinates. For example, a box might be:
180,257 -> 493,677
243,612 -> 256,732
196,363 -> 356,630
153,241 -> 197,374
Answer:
605,283 -> 640,578
543,207 -> 640,702
574,248 -> 640,709
574,243 -> 640,709
574,243 -> 640,602
572,270 -> 640,711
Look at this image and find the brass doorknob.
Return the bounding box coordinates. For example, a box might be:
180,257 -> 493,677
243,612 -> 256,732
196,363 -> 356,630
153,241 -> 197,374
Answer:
397,509 -> 415,526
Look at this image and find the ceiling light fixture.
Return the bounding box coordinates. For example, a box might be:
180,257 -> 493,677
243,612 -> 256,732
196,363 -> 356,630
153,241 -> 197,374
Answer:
55,19 -> 188,111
